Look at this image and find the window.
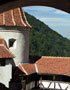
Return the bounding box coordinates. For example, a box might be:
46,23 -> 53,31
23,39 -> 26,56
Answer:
0,58 -> 5,66
9,39 -> 16,48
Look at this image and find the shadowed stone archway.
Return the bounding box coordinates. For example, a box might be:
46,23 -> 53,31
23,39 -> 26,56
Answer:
0,0 -> 70,13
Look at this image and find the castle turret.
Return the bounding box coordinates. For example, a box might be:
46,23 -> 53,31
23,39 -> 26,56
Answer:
0,8 -> 31,66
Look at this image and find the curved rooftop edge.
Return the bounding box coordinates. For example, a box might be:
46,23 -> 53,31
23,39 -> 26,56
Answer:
0,7 -> 31,28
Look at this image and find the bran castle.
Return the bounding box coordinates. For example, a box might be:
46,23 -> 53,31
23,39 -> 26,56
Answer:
0,7 -> 70,90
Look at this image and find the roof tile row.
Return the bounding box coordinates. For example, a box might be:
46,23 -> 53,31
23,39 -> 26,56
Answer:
18,56 -> 70,76
0,8 -> 31,28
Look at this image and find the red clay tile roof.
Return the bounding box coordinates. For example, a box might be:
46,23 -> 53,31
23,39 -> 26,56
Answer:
0,45 -> 15,58
0,8 -> 31,28
0,38 -> 15,58
0,38 -> 6,46
18,64 -> 36,75
36,56 -> 70,76
18,56 -> 70,76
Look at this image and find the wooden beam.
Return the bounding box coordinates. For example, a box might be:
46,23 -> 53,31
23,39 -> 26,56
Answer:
48,82 -> 52,88
58,83 -> 62,90
54,82 -> 56,89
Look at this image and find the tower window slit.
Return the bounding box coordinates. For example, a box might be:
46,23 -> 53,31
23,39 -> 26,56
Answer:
9,39 -> 16,48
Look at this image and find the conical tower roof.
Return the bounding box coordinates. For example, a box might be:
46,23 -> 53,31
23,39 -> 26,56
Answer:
0,8 -> 31,28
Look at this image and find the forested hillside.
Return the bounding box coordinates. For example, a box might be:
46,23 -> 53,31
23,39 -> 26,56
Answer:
25,12 -> 70,57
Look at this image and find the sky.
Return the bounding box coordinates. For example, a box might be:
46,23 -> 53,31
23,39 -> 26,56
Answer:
24,6 -> 70,39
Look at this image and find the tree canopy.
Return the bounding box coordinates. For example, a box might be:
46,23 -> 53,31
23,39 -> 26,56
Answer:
25,12 -> 70,57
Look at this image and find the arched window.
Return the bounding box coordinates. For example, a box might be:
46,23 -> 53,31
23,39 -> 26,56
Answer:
9,39 -> 16,48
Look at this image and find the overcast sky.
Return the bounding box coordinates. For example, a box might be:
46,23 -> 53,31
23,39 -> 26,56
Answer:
24,6 -> 70,39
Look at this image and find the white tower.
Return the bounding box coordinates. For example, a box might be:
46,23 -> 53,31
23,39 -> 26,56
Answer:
0,8 -> 31,66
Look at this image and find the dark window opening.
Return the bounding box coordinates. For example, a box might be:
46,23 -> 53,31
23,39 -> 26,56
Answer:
39,74 -> 70,82
9,39 -> 16,48
9,82 -> 22,90
0,58 -> 6,66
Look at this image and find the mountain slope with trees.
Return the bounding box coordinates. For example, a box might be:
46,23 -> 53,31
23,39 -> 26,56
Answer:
25,12 -> 70,57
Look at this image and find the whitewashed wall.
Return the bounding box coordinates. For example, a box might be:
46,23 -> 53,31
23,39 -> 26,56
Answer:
0,65 -> 12,87
0,28 -> 30,66
67,85 -> 70,90
39,80 -> 69,90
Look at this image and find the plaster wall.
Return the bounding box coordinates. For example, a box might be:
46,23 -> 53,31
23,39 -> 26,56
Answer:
0,27 -> 29,66
67,85 -> 70,90
39,80 -> 69,89
0,65 -> 12,87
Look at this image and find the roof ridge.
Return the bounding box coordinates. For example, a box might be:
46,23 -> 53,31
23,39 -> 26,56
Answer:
20,8 -> 32,28
42,56 -> 70,58
18,8 -> 26,27
34,63 -> 38,73
11,9 -> 16,26
19,64 -> 28,75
